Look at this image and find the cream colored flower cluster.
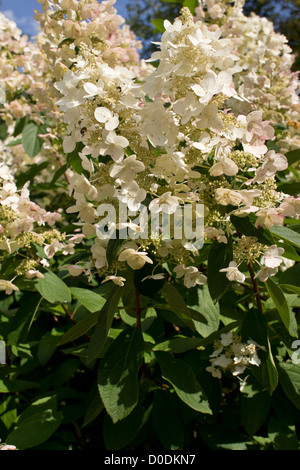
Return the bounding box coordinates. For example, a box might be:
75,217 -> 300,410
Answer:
206,330 -> 265,389
0,141 -> 79,290
195,0 -> 300,151
49,4 -> 299,288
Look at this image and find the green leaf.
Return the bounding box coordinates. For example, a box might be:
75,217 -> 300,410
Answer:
59,311 -> 99,346
83,389 -> 104,427
230,215 -> 273,245
86,285 -> 123,363
6,409 -> 62,450
36,271 -> 71,304
268,417 -> 299,450
7,293 -> 41,345
265,278 -> 297,337
0,397 -> 17,432
0,379 -> 39,393
241,389 -> 271,436
152,390 -> 184,450
241,308 -> 278,394
285,149 -> 300,166
16,161 -> 49,188
278,362 -> 300,410
182,0 -> 198,14
161,283 -> 196,330
103,405 -> 144,450
207,238 -> 233,301
187,284 -> 220,337
0,120 -> 8,141
278,263 -> 300,288
155,351 -> 212,414
278,182 -> 300,196
22,122 -> 45,158
151,19 -> 165,32
270,225 -> 300,249
70,287 -> 106,313
98,327 -> 144,423
153,336 -> 204,354
106,232 -> 124,267
13,116 -> 28,137
38,328 -> 64,366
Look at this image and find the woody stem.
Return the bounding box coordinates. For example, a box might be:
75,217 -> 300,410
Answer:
247,260 -> 263,312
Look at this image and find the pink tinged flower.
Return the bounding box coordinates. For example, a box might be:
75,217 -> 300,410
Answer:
44,240 -> 63,258
219,261 -> 246,283
25,270 -> 45,279
0,443 -> 17,450
255,266 -> 278,282
0,280 -> 19,295
278,197 -> 300,218
64,265 -> 85,277
254,150 -> 288,183
101,275 -> 126,286
255,208 -> 284,229
261,245 -> 285,268
204,227 -> 227,244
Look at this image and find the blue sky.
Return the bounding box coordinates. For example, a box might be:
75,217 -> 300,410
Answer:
0,0 -> 129,36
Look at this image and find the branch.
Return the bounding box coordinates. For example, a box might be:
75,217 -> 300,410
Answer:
247,260 -> 263,312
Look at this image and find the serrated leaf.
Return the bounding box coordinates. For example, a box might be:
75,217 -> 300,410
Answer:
241,390 -> 271,436
265,278 -> 297,337
98,327 -> 144,423
152,390 -> 184,450
161,283 -> 196,330
187,284 -> 220,337
22,122 -> 45,158
36,271 -> 71,304
155,351 -> 212,414
278,362 -> 300,410
207,239 -> 233,301
83,389 -> 104,427
103,405 -> 144,450
0,379 -> 39,393
285,149 -> 300,166
70,287 -> 106,313
270,225 -> 300,249
6,409 -> 62,450
230,215 -> 273,245
59,312 -> 99,346
86,285 -> 123,363
38,328 -> 64,366
268,417 -> 299,450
